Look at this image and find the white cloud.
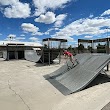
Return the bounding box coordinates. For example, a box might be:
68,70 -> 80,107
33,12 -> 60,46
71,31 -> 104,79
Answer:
20,34 -> 25,37
56,14 -> 67,21
33,0 -> 71,16
35,12 -> 67,26
5,34 -> 25,41
29,37 -> 38,42
55,14 -> 67,27
0,0 -> 18,5
6,34 -> 16,41
0,33 -> 2,35
54,21 -> 63,27
55,28 -> 60,30
51,33 -> 74,42
89,14 -> 94,18
44,28 -> 55,35
4,2 -> 31,18
44,28 -> 60,35
0,0 -> 31,18
44,31 -> 49,35
84,36 -> 93,39
52,15 -> 110,42
35,12 -> 56,24
21,23 -> 39,34
101,9 -> 110,16
32,31 -> 43,36
21,23 -> 43,36
7,34 -> 16,38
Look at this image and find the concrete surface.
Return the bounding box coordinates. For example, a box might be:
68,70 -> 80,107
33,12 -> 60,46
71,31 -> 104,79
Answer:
0,58 -> 110,110
102,102 -> 110,110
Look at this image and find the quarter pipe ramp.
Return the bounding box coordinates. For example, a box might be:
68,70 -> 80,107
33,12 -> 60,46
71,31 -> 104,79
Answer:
45,54 -> 110,95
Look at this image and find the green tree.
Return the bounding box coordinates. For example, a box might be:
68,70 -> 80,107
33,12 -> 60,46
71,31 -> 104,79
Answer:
44,44 -> 48,48
88,45 -> 93,53
97,43 -> 106,53
68,45 -> 76,55
78,44 -> 84,52
68,45 -> 72,51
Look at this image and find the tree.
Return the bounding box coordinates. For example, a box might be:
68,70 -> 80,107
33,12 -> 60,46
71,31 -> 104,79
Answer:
88,45 -> 93,53
67,45 -> 76,55
78,44 -> 84,52
68,45 -> 72,51
44,44 -> 48,48
97,43 -> 106,53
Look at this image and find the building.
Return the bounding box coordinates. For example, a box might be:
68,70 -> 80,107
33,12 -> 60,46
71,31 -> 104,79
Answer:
0,41 -> 42,62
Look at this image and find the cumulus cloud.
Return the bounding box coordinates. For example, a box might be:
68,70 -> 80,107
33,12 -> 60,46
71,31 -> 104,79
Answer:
0,0 -> 18,5
21,23 -> 43,36
84,36 -> 93,39
35,12 -> 67,26
44,31 -> 49,35
29,37 -> 38,42
0,33 -> 2,35
44,28 -> 55,35
52,15 -> 110,42
56,14 -> 67,21
35,12 -> 56,24
32,32 -> 43,36
5,34 -> 25,41
51,33 -> 74,42
101,9 -> 110,16
21,23 -> 39,33
7,34 -> 16,38
20,34 -> 25,37
6,34 -> 16,41
55,14 -> 67,27
89,14 -> 94,18
54,21 -> 63,27
33,0 -> 71,16
44,28 -> 60,35
0,0 -> 31,18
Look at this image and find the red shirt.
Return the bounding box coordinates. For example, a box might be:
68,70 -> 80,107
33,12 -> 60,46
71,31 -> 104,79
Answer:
64,51 -> 73,57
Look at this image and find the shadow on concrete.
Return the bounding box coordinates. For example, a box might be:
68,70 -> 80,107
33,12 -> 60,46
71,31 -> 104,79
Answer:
85,73 -> 110,89
33,61 -> 61,67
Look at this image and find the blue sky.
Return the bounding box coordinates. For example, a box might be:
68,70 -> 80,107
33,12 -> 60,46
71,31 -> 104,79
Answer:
0,0 -> 110,46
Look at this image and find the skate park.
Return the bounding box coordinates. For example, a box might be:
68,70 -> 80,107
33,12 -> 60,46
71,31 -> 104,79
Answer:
0,38 -> 67,64
0,37 -> 110,110
44,37 -> 110,109
45,38 -> 110,95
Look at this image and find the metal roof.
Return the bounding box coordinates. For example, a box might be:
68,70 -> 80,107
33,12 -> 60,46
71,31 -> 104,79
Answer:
43,38 -> 67,42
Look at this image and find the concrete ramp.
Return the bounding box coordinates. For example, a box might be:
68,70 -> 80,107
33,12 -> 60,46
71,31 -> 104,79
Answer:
44,53 -> 92,79
25,50 -> 41,62
45,54 -> 110,95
